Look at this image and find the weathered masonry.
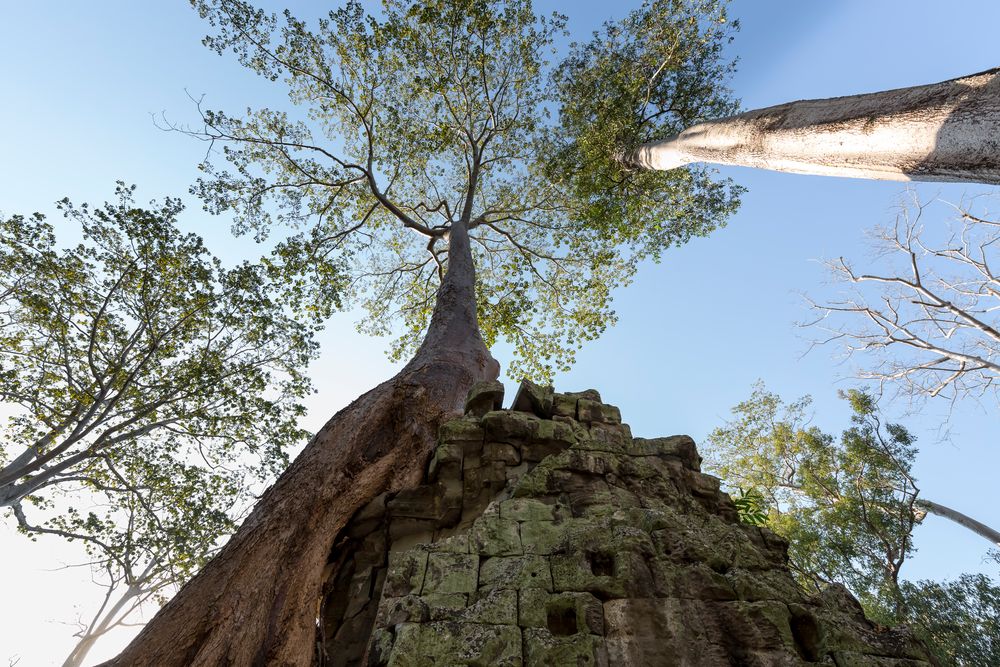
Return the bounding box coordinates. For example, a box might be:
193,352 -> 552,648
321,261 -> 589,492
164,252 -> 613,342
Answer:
318,381 -> 934,666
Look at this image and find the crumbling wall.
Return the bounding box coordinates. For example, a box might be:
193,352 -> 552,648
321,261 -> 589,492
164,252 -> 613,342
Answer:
319,382 -> 935,666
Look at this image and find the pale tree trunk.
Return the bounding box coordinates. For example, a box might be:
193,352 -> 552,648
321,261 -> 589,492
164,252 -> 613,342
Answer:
63,585 -> 137,667
100,220 -> 498,666
626,68 -> 1000,185
916,498 -> 1000,548
63,563 -> 156,667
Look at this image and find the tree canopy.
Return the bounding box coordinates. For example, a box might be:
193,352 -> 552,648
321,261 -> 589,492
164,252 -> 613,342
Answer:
706,383 -> 1000,665
185,0 -> 742,379
0,185 -> 319,662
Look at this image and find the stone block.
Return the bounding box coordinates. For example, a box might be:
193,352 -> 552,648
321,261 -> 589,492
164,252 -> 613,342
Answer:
427,442 -> 464,482
633,435 -> 701,471
726,568 -> 805,603
386,622 -> 522,667
465,380 -> 505,417
422,552 -> 479,595
427,532 -> 469,553
388,517 -> 439,544
376,595 -> 430,627
479,555 -> 553,591
523,628 -> 608,667
518,589 -> 605,635
439,417 -> 485,447
346,492 -> 388,538
384,550 -> 428,597
518,520 -> 564,555
470,516 -> 522,556
387,485 -> 444,520
511,378 -> 554,418
651,561 -> 737,601
422,592 -> 468,620
482,441 -> 520,465
564,389 -> 602,403
499,498 -> 562,522
456,588 -> 518,625
551,393 -> 578,419
602,598 -> 730,666
521,440 -> 569,463
534,418 -> 577,448
482,409 -> 540,442
687,470 -> 722,499
577,399 -> 620,424
584,422 -> 633,450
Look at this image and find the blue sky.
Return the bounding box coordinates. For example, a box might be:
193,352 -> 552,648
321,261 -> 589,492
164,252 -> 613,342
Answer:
2,1 -> 998,664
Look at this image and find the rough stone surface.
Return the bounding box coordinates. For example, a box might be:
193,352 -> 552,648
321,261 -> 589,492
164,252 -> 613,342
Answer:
511,378 -> 554,418
465,380 -> 505,417
318,386 -> 935,666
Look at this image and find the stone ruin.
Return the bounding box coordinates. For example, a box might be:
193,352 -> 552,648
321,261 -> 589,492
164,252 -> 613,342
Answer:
318,381 -> 936,666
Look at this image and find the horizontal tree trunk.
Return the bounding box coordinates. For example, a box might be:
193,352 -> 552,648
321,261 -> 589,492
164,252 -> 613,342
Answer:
917,498 -> 1000,547
626,68 -> 1000,185
101,220 -> 497,666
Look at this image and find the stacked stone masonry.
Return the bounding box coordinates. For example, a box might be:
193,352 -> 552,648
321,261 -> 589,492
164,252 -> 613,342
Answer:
318,380 -> 935,666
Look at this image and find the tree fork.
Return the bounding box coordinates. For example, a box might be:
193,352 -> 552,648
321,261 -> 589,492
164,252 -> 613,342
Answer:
101,220 -> 498,667
625,68 -> 1000,185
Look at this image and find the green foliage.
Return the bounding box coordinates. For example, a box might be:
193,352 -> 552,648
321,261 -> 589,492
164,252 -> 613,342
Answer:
732,487 -> 768,526
706,384 -> 920,606
0,184 -> 318,612
547,0 -> 742,246
899,574 -> 1000,666
706,383 -> 999,665
187,0 -> 742,380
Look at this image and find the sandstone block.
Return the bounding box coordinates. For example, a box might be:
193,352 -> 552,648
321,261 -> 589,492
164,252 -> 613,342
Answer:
422,552 -> 479,595
465,380 -> 505,417
478,554 -> 552,591
384,550 -> 428,597
511,378 -> 554,417
470,516 -> 522,556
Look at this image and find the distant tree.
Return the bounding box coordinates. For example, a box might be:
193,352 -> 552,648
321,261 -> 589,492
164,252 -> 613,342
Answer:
106,1 -> 743,663
895,574 -> 1000,666
706,383 -> 1000,665
810,194 -> 1000,407
0,185 -> 317,663
54,459 -> 241,667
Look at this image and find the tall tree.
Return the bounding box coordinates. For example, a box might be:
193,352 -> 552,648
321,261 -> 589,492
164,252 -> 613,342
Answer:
706,383 -> 1000,665
105,0 -> 742,664
0,186 -> 316,663
623,67 -> 1000,186
809,194 -> 1000,407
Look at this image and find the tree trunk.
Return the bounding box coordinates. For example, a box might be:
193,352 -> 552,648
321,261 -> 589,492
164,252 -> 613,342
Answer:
625,68 -> 1000,185
916,498 -> 1000,548
99,220 -> 498,667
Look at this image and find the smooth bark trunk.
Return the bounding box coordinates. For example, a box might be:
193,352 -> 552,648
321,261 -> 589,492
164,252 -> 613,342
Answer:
100,220 -> 497,667
626,68 -> 1000,185
917,498 -> 1000,547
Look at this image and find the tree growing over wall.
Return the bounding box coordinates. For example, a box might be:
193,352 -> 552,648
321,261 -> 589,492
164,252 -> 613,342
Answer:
104,0 -> 742,663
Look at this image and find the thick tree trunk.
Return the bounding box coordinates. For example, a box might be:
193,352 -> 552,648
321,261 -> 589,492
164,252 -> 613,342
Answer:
917,498 -> 1000,548
100,221 -> 497,667
626,68 -> 1000,185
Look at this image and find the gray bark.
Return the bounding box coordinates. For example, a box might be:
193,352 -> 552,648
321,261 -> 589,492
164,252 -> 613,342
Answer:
626,68 -> 1000,185
916,498 -> 1000,548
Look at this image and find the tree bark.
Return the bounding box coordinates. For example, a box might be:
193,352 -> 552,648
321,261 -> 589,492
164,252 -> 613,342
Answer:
99,220 -> 498,667
916,498 -> 1000,548
625,68 -> 1000,185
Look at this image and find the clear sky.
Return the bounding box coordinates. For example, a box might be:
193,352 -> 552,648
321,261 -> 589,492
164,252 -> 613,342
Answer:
2,1 -> 998,664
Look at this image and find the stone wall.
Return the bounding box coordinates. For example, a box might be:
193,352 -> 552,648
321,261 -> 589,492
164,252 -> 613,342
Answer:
318,381 -> 935,666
